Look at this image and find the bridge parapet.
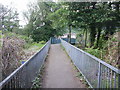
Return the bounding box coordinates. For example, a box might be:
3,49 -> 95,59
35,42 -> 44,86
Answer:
61,39 -> 120,88
0,39 -> 51,89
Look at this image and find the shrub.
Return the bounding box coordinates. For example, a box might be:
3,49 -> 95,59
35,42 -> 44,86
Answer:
18,35 -> 33,43
1,37 -> 26,79
39,41 -> 46,44
4,32 -> 33,44
85,48 -> 106,60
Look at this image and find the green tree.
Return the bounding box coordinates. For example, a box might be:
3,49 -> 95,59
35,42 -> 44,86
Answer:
0,4 -> 19,33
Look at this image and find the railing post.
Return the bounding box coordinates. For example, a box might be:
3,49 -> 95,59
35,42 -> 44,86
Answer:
118,74 -> 120,88
50,37 -> 52,44
97,62 -> 101,88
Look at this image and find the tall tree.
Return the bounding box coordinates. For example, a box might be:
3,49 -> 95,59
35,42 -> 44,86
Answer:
0,4 -> 19,33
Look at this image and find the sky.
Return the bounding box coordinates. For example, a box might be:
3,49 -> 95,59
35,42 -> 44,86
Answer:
0,0 -> 36,26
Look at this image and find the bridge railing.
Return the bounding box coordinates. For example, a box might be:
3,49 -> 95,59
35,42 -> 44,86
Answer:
61,39 -> 120,88
0,39 -> 51,89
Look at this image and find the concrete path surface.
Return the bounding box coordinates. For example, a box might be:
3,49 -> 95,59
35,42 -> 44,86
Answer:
42,44 -> 86,88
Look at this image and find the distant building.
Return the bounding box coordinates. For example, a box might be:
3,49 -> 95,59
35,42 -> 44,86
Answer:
60,33 -> 76,39
60,33 -> 76,44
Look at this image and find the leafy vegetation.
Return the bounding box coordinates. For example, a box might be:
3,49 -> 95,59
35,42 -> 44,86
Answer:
0,32 -> 45,79
0,0 -> 119,83
31,64 -> 45,88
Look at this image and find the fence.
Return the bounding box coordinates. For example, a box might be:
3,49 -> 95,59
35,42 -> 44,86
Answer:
62,38 -> 76,44
61,39 -> 120,88
51,37 -> 61,44
0,39 -> 51,89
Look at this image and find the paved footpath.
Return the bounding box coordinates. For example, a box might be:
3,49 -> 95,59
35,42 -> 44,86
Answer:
42,44 -> 86,88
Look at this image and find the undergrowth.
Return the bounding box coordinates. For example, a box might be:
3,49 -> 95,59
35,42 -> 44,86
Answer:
31,64 -> 45,88
75,32 -> 119,68
1,32 -> 45,79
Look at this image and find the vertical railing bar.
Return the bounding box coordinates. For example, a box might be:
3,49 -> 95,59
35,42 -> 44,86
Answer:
111,70 -> 113,88
19,71 -> 21,88
12,77 -> 14,89
105,67 -> 107,88
6,82 -> 9,90
13,77 -> 15,88
114,72 -> 116,88
106,67 -> 109,88
19,72 -> 21,88
21,69 -> 24,88
118,74 -> 120,88
101,65 -> 103,88
105,66 -> 107,88
25,65 -> 28,88
7,84 -> 10,90
14,76 -> 16,88
16,75 -> 18,88
110,70 -> 112,88
11,79 -> 14,89
15,76 -> 17,88
15,75 -> 17,88
108,68 -> 110,88
10,80 -> 12,89
9,80 -> 11,89
102,66 -> 104,88
4,85 -> 7,90
8,82 -> 10,89
3,83 -> 8,89
97,62 -> 101,88
103,65 -> 105,88
17,75 -> 19,88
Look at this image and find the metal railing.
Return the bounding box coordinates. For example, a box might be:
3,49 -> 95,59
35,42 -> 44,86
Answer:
51,37 -> 61,44
0,39 -> 51,89
61,39 -> 120,88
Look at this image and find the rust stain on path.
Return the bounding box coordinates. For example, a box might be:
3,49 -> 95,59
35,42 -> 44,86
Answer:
42,44 -> 86,88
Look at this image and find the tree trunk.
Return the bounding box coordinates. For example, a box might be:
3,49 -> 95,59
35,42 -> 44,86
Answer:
90,25 -> 96,47
96,27 -> 101,48
85,29 -> 87,47
104,25 -> 110,40
69,25 -> 71,43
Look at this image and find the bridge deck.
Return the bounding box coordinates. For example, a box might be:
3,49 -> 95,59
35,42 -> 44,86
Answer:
42,44 -> 86,88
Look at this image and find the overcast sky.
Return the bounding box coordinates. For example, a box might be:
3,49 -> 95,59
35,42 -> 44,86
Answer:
0,0 -> 36,26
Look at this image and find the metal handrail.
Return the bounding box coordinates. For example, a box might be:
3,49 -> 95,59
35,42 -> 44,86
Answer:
61,39 -> 120,88
1,38 -> 119,88
65,40 -> 120,74
0,39 -> 51,89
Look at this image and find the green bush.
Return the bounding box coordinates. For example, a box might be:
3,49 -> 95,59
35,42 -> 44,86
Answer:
97,37 -> 108,49
23,43 -> 32,49
39,41 -> 46,44
18,35 -> 33,43
4,32 -> 33,44
32,42 -> 45,48
24,41 -> 45,49
85,48 -> 106,60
